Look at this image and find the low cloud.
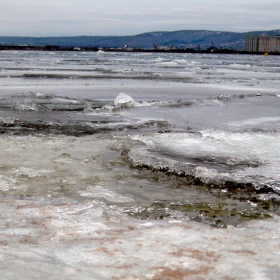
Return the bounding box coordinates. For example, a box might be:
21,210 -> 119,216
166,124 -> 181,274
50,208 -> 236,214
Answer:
0,0 -> 279,36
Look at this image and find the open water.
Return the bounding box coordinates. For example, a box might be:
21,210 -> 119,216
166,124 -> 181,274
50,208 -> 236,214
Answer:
0,50 -> 280,279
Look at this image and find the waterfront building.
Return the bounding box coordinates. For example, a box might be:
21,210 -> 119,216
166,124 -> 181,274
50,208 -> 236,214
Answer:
246,36 -> 280,52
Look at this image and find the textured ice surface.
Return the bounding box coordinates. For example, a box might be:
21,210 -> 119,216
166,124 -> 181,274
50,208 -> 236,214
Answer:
1,51 -> 280,279
0,198 -> 279,279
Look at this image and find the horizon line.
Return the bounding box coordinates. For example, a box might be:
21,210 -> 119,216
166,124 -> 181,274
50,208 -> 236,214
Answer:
1,28 -> 279,38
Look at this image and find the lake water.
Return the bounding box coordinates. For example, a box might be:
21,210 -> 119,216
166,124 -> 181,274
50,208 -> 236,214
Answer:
0,50 -> 280,279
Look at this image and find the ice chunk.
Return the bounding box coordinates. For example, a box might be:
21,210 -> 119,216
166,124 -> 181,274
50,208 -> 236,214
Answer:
114,92 -> 135,106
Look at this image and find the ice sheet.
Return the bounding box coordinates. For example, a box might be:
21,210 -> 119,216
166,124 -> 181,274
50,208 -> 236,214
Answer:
0,51 -> 280,279
130,130 -> 280,191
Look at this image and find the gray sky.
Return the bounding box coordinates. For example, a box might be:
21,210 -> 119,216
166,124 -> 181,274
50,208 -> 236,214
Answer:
1,0 -> 279,36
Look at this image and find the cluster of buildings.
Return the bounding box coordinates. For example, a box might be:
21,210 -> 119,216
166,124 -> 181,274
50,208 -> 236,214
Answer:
245,36 -> 280,53
1,35 -> 280,54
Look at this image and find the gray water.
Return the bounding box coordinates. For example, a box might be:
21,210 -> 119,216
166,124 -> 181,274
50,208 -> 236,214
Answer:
0,50 -> 280,279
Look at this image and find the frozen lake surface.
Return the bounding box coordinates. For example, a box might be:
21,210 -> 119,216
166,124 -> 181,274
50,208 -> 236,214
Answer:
0,50 -> 280,279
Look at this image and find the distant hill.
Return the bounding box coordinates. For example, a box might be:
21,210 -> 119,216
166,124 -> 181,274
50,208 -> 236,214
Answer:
0,29 -> 280,50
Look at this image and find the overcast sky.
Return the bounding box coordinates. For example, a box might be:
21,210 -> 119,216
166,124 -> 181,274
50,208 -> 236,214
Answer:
1,0 -> 279,37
